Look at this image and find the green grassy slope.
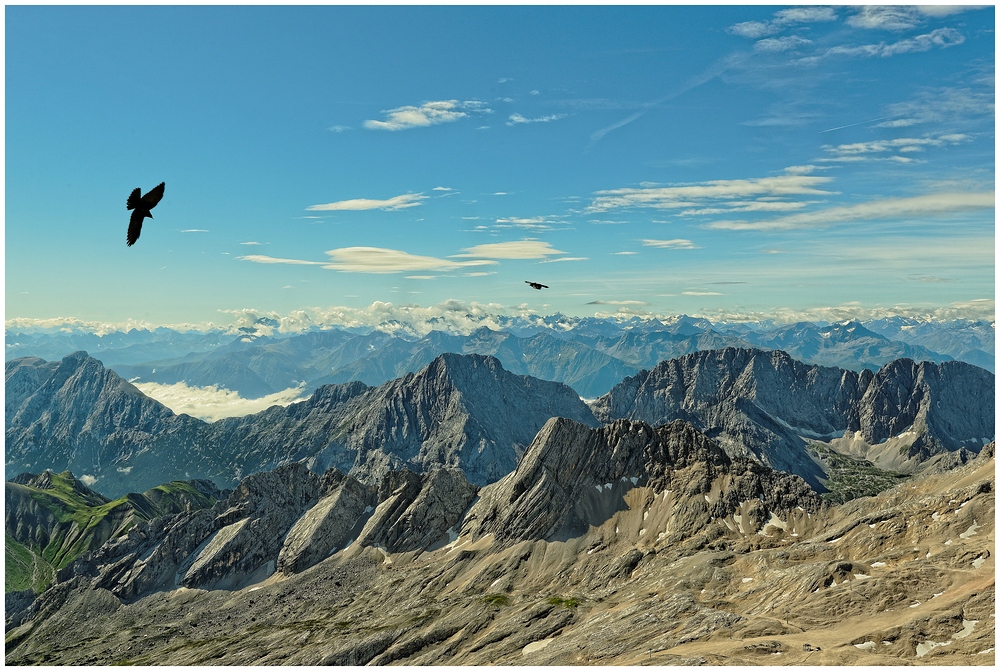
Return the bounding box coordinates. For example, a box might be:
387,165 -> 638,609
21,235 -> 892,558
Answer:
5,472 -> 223,594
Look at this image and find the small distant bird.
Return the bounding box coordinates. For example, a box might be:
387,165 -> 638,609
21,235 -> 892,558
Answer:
525,281 -> 548,290
126,182 -> 165,246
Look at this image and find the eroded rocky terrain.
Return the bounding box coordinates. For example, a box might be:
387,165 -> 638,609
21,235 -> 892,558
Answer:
5,420 -> 993,666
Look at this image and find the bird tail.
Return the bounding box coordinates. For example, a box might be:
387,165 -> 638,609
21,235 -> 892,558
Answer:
126,187 -> 141,210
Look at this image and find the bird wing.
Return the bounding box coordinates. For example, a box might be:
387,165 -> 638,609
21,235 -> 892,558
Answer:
539,284 -> 549,289
141,182 -> 165,209
126,187 -> 141,210
127,209 -> 144,246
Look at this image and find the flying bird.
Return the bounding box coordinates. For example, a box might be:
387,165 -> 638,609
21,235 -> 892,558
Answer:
126,182 -> 165,246
525,281 -> 548,290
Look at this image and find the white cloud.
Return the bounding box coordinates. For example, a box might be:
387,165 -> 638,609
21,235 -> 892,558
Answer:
455,240 -> 566,259
80,475 -> 98,486
494,216 -> 566,230
683,291 -> 723,296
699,299 -> 996,325
706,191 -> 994,231
755,36 -> 812,52
877,87 -> 994,128
134,381 -> 307,422
507,113 -> 567,125
306,193 -> 427,211
728,6 -> 836,38
238,255 -> 325,266
329,125 -> 350,133
539,256 -> 588,263
774,7 -> 838,24
404,275 -> 436,280
612,251 -> 638,255
817,27 -> 965,60
916,6 -> 982,18
642,239 -> 699,250
181,229 -> 208,233
586,300 -> 649,306
846,6 -> 921,30
240,241 -> 264,246
363,100 -> 491,131
589,172 -> 834,212
433,186 -> 453,191
820,134 -> 970,161
322,247 -> 497,274
679,200 -> 811,216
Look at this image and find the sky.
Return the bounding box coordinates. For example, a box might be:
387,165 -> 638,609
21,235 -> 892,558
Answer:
5,4 -> 996,333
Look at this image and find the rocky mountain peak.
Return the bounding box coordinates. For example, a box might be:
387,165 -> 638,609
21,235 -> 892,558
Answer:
463,417 -> 819,548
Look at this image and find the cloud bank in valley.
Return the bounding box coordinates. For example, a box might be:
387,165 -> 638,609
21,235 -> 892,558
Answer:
133,381 -> 307,422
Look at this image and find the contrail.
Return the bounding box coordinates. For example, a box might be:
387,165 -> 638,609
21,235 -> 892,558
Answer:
587,52 -> 747,150
818,115 -> 896,133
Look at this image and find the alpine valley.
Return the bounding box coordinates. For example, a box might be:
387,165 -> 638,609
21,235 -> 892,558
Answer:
4,319 -> 995,665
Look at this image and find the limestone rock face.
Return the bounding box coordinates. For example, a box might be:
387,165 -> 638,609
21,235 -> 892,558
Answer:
5,352 -> 206,496
857,359 -> 995,455
277,474 -> 376,575
7,352 -> 597,496
179,463 -> 323,590
64,463 -> 326,599
592,348 -> 994,488
209,352 -> 598,487
464,417 -> 820,548
354,468 -> 478,553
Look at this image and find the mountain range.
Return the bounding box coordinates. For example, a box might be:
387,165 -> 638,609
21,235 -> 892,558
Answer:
6,351 -> 597,497
6,416 -> 994,664
6,348 -> 992,500
7,316 -> 992,402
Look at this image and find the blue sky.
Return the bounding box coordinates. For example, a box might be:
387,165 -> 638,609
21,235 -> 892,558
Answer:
5,5 -> 995,333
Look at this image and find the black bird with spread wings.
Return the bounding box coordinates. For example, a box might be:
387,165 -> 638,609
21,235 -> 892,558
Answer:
525,281 -> 548,290
126,182 -> 165,246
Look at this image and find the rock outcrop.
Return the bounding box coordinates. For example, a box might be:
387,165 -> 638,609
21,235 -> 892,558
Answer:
7,351 -> 598,496
592,348 -> 994,488
463,417 -> 819,548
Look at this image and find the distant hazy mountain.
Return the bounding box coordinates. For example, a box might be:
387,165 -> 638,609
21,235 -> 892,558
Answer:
591,347 -> 994,489
8,316 -> 993,398
6,351 -> 596,496
114,327 -> 639,398
864,317 -> 995,372
5,328 -> 234,367
735,321 -> 952,371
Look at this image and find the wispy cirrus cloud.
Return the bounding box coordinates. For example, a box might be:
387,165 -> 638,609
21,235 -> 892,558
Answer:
363,100 -> 491,131
754,35 -> 812,52
455,239 -> 566,259
802,27 -> 965,62
845,5 -> 981,31
588,169 -> 834,213
506,112 -> 567,125
586,299 -> 649,306
539,256 -> 587,263
306,193 -> 427,211
238,254 -> 325,266
819,133 -> 970,162
728,6 -> 837,39
876,87 -> 995,128
323,247 -> 496,274
706,191 -> 995,231
642,239 -> 699,250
